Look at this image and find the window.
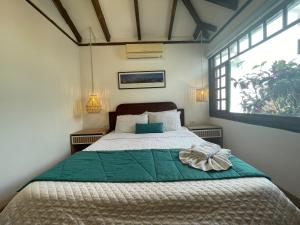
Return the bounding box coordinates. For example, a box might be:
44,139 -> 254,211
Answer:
229,42 -> 238,58
251,24 -> 264,45
266,10 -> 283,37
213,63 -> 229,111
230,25 -> 300,115
209,0 -> 300,132
221,49 -> 229,63
214,54 -> 221,66
287,0 -> 300,24
239,34 -> 249,52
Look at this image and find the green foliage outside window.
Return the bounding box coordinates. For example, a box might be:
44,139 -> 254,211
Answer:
232,60 -> 300,116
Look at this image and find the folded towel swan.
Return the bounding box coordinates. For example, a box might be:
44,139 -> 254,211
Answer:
179,143 -> 232,171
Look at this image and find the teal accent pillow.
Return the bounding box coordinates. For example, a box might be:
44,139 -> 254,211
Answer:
136,123 -> 164,134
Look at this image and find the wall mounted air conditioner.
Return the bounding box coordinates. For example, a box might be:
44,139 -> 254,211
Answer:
126,44 -> 164,59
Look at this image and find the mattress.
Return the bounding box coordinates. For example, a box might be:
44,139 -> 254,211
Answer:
1,128 -> 299,225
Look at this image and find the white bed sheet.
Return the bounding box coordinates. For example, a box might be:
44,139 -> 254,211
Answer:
84,127 -> 208,151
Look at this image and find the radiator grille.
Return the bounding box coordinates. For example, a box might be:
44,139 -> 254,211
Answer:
71,135 -> 102,145
193,129 -> 222,138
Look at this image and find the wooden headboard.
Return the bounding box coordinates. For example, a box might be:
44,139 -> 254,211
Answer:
109,102 -> 184,131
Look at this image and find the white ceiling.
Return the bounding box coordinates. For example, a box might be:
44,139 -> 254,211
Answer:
31,0 -> 249,43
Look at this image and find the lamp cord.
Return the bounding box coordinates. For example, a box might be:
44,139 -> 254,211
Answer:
200,30 -> 204,89
89,27 -> 94,93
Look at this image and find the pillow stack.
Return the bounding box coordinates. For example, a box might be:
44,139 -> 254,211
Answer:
115,109 -> 181,133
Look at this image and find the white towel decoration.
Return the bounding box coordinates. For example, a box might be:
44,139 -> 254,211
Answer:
179,143 -> 232,171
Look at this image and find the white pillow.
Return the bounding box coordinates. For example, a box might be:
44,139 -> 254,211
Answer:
148,111 -> 181,131
144,109 -> 177,115
115,114 -> 148,133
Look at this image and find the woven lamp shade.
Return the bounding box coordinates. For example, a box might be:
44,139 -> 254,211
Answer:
196,88 -> 208,102
86,94 -> 101,113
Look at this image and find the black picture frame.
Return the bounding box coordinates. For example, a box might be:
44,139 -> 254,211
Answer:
118,70 -> 166,89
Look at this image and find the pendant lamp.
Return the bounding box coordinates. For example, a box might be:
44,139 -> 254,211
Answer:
196,30 -> 208,102
86,27 -> 101,113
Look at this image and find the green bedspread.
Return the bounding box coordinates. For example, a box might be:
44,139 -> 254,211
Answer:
32,149 -> 269,183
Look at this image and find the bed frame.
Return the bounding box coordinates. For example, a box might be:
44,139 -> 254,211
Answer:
108,102 -> 184,131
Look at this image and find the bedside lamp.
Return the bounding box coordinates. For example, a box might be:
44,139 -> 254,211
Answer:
86,94 -> 101,113
196,30 -> 208,103
196,88 -> 208,102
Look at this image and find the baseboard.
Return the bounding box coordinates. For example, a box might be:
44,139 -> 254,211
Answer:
279,186 -> 300,209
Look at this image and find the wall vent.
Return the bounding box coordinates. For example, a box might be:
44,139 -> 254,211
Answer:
193,129 -> 222,138
71,135 -> 102,145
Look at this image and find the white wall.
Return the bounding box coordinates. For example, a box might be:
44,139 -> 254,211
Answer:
79,44 -> 209,129
210,118 -> 300,198
208,0 -> 300,198
0,0 -> 82,209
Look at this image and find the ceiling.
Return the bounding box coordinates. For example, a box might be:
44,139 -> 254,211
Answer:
29,0 -> 250,44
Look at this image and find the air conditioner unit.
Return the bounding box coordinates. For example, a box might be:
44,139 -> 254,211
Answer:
126,44 -> 164,59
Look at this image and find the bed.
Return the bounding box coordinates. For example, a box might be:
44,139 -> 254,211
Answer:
0,102 -> 299,225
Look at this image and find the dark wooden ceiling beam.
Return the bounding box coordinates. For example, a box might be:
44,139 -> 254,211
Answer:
91,0 -> 111,42
52,0 -> 82,42
182,0 -> 217,32
168,0 -> 178,40
134,0 -> 141,40
182,0 -> 217,40
193,26 -> 210,40
205,0 -> 239,10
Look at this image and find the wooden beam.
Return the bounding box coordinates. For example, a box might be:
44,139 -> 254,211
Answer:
182,0 -> 217,32
210,0 -> 252,42
193,26 -> 210,40
26,0 -> 78,45
91,0 -> 111,42
168,0 -> 178,40
78,40 -> 209,46
182,0 -> 217,40
52,0 -> 82,42
134,0 -> 141,40
205,0 -> 239,10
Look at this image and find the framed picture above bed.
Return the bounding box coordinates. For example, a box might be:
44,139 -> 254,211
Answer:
118,70 -> 166,89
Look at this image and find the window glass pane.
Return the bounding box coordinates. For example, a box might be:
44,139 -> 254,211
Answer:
229,42 -> 238,58
217,101 -> 220,110
239,34 -> 249,52
215,54 -> 220,66
221,48 -> 229,63
216,78 -> 220,88
266,10 -> 283,37
217,90 -> 221,99
288,0 -> 300,24
221,66 -> 226,75
230,25 -> 300,117
221,88 -> 226,99
251,24 -> 264,45
221,76 -> 226,88
221,100 -> 226,110
215,69 -> 220,78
